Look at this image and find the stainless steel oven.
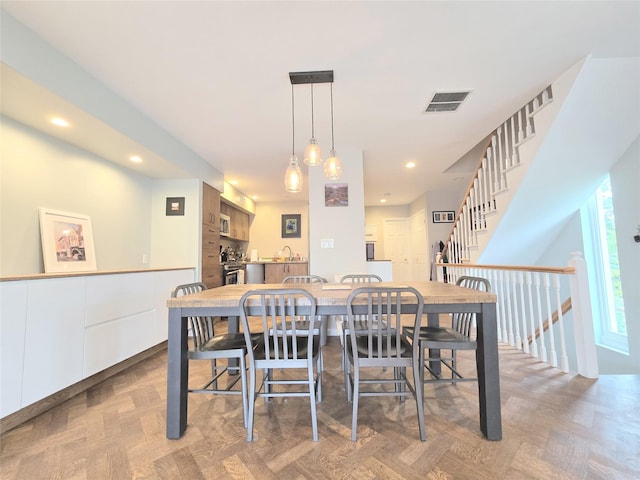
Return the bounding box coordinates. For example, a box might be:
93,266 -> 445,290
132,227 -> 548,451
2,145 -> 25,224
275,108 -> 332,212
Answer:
223,263 -> 245,285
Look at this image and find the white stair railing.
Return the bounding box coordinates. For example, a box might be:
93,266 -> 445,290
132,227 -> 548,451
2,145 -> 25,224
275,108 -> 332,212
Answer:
443,85 -> 553,264
436,252 -> 597,378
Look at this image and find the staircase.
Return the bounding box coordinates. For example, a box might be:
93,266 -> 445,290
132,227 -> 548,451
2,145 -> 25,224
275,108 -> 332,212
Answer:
443,85 -> 554,265
444,56 -> 640,266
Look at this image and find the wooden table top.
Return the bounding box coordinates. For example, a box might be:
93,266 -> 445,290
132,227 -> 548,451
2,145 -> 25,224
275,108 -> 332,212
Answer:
167,281 -> 496,308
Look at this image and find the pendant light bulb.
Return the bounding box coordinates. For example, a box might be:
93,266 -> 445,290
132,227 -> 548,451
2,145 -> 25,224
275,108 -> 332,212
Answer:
284,154 -> 303,192
304,138 -> 322,166
323,149 -> 342,180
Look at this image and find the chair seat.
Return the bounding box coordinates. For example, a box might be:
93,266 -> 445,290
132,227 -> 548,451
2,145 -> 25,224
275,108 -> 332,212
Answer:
403,326 -> 476,349
349,335 -> 411,358
196,333 -> 262,352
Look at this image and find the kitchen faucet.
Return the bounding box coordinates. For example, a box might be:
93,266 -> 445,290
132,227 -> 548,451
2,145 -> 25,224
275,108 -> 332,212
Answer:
282,245 -> 293,261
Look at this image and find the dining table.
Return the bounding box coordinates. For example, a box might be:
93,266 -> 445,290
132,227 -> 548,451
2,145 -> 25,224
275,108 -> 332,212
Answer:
165,281 -> 501,441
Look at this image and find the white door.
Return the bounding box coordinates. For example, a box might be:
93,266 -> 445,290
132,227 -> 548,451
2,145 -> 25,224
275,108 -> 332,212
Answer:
410,210 -> 429,281
383,218 -> 410,281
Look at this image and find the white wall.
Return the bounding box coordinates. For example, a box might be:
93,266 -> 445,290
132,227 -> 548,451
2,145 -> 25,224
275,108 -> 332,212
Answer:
150,179 -> 201,269
308,148 -> 366,280
1,117 -> 153,275
248,201 -> 309,260
536,136 -> 640,374
364,205 -> 409,260
425,186 -> 466,248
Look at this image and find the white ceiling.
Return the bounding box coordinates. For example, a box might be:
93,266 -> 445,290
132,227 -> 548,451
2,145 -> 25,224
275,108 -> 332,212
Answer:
2,1 -> 639,206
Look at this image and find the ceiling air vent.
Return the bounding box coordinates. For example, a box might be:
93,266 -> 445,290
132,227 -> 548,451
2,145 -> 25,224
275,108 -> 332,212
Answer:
425,91 -> 471,112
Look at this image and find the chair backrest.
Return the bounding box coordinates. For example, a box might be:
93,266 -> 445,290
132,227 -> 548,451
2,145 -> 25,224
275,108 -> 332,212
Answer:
346,286 -> 424,361
340,274 -> 383,283
240,288 -> 317,364
282,275 -> 327,284
453,276 -> 491,336
171,282 -> 212,350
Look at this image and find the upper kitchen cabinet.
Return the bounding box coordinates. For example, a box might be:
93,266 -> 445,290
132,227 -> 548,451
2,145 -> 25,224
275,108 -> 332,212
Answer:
203,182 -> 220,228
220,201 -> 251,242
202,183 -> 222,288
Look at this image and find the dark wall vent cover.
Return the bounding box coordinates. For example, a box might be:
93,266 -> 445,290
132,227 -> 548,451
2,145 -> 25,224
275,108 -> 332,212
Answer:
425,91 -> 471,112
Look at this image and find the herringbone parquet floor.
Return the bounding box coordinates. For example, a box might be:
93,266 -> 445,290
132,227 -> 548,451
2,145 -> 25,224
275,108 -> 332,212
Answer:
1,332 -> 638,479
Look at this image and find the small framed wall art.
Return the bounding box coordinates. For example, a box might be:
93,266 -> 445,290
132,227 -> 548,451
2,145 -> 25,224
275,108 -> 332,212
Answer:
281,214 -> 301,238
166,197 -> 185,216
324,183 -> 349,207
432,210 -> 455,223
39,207 -> 97,273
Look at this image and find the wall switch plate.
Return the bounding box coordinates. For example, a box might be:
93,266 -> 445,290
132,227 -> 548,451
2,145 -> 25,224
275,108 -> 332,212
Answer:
142,254 -> 149,264
320,239 -> 334,248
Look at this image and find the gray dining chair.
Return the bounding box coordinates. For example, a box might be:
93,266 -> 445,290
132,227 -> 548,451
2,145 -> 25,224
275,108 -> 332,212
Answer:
171,282 -> 261,428
344,286 -> 426,441
402,275 -> 491,398
338,273 -> 383,371
282,274 -> 328,346
239,288 -> 322,442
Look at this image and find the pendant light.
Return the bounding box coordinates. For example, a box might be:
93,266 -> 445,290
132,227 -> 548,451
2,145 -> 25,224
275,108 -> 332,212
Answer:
284,84 -> 303,193
323,83 -> 342,180
303,84 -> 323,166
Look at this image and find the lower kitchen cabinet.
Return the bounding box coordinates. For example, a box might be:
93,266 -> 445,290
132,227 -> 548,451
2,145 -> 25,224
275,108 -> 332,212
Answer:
264,262 -> 308,284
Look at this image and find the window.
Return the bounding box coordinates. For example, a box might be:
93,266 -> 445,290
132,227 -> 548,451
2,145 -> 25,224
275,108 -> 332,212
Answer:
581,175 -> 628,353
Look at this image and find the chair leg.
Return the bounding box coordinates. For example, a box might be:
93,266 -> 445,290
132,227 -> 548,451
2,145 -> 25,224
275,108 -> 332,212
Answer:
316,352 -> 323,402
413,354 -> 427,441
345,355 -> 353,402
350,366 -> 360,441
308,363 -> 319,441
246,362 -> 257,442
210,359 -> 218,389
451,350 -> 458,385
239,354 -> 248,429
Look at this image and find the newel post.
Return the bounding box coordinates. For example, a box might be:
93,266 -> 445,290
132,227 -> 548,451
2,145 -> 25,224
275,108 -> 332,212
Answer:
568,252 -> 599,378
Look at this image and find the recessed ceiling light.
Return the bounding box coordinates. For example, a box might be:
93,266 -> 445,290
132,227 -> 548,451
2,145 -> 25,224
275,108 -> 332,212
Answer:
252,195 -> 258,200
130,155 -> 143,163
51,117 -> 69,127
380,198 -> 387,203
230,180 -> 239,186
406,161 -> 416,169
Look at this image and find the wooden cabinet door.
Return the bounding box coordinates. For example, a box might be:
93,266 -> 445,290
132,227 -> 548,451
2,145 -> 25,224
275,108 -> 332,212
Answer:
264,262 -> 308,283
202,182 -> 220,227
202,183 -> 222,288
286,262 -> 308,277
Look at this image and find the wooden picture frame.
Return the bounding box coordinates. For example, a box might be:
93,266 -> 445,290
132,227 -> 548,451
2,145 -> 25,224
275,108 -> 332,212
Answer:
432,210 -> 455,223
281,214 -> 301,238
39,208 -> 97,273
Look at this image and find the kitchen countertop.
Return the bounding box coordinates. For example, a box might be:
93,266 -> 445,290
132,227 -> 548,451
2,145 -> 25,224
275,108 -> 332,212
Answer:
245,259 -> 308,264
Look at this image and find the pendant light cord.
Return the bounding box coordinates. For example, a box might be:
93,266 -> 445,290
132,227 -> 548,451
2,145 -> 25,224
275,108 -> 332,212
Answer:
310,84 -> 315,138
330,83 -> 335,149
291,84 -> 295,155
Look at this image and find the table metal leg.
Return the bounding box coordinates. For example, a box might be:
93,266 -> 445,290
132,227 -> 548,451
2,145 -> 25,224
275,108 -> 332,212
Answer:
426,312 -> 442,376
476,302 -> 502,440
166,308 -> 188,439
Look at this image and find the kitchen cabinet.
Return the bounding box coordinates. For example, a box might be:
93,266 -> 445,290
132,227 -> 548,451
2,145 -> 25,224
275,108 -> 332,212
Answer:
220,201 -> 250,241
264,262 -> 308,284
202,183 -> 223,288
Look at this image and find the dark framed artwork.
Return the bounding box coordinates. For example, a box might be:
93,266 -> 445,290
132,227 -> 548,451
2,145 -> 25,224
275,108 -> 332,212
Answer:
432,210 -> 455,223
324,183 -> 349,207
281,214 -> 301,238
166,197 -> 185,216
